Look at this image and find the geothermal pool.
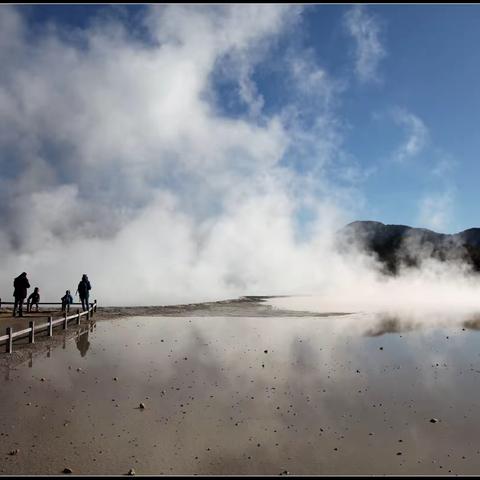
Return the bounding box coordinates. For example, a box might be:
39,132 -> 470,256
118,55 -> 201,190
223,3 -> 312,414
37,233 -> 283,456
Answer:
1,314 -> 480,475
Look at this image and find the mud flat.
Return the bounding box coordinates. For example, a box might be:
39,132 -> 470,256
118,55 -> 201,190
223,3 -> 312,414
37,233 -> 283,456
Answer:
1,298 -> 480,474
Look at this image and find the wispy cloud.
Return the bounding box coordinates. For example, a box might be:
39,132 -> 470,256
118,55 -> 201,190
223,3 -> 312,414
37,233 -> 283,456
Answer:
417,188 -> 455,232
391,107 -> 429,162
431,153 -> 458,179
343,4 -> 386,84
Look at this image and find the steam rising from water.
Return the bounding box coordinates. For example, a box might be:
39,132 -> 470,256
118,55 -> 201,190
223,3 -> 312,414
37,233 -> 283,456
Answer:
0,5 -> 479,313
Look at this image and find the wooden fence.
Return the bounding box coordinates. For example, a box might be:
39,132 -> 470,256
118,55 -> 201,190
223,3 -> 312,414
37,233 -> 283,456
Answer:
0,300 -> 97,353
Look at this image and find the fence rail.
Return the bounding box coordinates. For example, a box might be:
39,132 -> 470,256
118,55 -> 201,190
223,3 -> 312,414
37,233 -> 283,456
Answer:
0,300 -> 97,353
0,299 -> 90,308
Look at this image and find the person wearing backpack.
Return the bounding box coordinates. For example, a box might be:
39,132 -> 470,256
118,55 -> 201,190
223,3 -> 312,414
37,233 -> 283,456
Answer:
13,272 -> 30,317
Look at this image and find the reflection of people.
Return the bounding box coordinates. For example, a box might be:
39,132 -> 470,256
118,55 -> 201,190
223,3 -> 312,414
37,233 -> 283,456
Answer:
61,290 -> 73,312
76,274 -> 91,312
76,330 -> 90,357
27,287 -> 40,313
13,272 -> 30,317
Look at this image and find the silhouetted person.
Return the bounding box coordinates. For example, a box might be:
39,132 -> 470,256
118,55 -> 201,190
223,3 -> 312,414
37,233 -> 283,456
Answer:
27,287 -> 40,313
76,274 -> 91,312
13,272 -> 30,317
61,290 -> 73,313
76,330 -> 90,357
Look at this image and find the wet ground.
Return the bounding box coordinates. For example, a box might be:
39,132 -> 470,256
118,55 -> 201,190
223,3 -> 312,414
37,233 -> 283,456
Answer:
2,309 -> 480,475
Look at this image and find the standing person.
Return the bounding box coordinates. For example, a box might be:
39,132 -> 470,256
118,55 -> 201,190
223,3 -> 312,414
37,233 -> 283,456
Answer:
13,272 -> 30,317
76,274 -> 91,312
61,290 -> 73,313
27,287 -> 40,313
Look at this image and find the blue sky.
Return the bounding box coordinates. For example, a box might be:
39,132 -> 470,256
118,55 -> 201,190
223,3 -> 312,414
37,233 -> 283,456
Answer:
12,4 -> 480,234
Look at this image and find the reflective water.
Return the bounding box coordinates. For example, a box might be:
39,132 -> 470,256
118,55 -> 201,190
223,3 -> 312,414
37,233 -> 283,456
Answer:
1,315 -> 480,475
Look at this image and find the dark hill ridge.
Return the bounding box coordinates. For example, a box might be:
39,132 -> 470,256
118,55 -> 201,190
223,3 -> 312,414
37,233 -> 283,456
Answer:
338,221 -> 480,274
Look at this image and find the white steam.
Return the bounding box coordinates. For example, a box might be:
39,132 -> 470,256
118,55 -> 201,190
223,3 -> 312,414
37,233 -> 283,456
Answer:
0,5 -> 479,314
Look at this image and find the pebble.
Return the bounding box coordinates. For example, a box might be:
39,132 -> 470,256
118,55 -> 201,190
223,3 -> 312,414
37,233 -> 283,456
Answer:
139,403 -> 146,410
9,449 -> 19,456
430,418 -> 439,423
63,467 -> 72,474
128,468 -> 136,475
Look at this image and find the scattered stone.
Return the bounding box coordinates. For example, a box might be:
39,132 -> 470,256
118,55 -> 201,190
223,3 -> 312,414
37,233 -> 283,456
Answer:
379,347 -> 383,350
279,470 -> 289,476
8,449 -> 19,456
76,368 -> 82,372
264,350 -> 268,354
127,468 -> 136,476
63,467 -> 72,474
430,418 -> 439,423
40,378 -> 45,382
113,377 -> 118,381
396,452 -> 402,456
139,403 -> 146,410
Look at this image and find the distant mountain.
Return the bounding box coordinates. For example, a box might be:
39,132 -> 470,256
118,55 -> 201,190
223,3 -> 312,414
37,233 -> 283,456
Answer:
337,221 -> 480,274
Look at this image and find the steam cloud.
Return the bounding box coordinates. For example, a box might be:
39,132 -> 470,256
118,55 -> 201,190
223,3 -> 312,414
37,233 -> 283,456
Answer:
0,5 -> 479,314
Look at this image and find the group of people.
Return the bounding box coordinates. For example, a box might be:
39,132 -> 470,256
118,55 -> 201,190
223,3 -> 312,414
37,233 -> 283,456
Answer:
12,273 -> 92,317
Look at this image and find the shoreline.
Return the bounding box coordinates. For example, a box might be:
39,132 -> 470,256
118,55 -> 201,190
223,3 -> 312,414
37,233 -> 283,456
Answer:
0,296 -> 351,372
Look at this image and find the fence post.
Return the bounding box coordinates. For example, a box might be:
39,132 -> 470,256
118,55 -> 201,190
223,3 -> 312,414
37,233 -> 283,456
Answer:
90,303 -> 94,317
63,312 -> 68,330
86,307 -> 90,321
0,297 -> 2,308
76,308 -> 80,325
94,299 -> 97,312
48,316 -> 53,336
29,321 -> 35,344
6,327 -> 12,353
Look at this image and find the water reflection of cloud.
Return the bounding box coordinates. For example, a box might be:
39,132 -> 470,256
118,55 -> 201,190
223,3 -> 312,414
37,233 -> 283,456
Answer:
2,315 -> 480,474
